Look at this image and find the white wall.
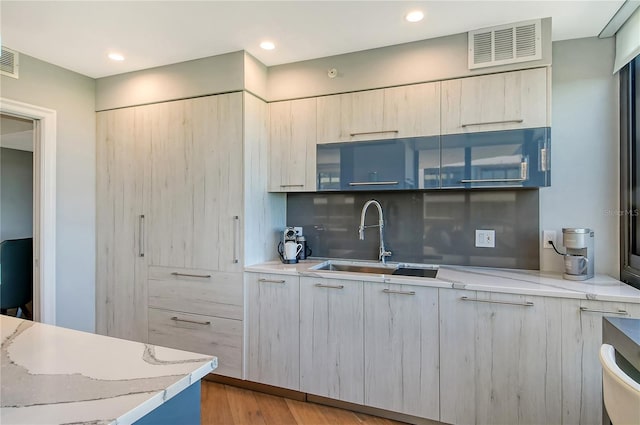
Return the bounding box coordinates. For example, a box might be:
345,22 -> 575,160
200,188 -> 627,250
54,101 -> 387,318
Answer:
0,53 -> 96,332
540,37 -> 619,277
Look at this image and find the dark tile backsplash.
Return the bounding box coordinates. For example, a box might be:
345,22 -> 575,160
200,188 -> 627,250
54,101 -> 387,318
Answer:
287,190 -> 539,269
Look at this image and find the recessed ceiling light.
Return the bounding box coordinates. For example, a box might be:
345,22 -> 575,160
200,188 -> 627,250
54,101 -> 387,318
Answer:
108,52 -> 125,61
260,41 -> 275,50
405,10 -> 424,23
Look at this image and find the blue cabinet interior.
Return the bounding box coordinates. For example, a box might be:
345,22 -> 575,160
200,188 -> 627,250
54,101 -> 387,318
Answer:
317,128 -> 550,191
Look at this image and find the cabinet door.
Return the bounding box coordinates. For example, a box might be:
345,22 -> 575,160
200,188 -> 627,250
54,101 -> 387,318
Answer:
441,68 -> 548,135
561,299 -> 640,425
269,98 -> 317,192
317,91 -> 387,144
384,82 -> 440,138
300,277 -> 364,404
246,273 -> 300,390
147,93 -> 243,271
440,127 -> 550,188
439,289 -> 562,425
364,282 -> 439,419
96,106 -> 150,342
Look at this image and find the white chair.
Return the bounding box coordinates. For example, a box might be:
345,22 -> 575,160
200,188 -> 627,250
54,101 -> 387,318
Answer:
599,344 -> 640,425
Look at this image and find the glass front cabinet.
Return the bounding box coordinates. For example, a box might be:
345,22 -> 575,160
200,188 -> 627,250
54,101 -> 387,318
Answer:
317,128 -> 550,191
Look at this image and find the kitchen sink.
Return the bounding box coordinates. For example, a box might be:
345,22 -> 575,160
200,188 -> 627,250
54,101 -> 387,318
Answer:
311,260 -> 438,278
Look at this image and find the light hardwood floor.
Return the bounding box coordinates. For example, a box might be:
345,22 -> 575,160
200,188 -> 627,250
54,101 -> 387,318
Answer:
201,381 -> 406,425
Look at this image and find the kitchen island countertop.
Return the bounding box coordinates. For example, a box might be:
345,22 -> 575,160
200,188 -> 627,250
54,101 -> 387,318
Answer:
246,260 -> 640,303
0,315 -> 216,425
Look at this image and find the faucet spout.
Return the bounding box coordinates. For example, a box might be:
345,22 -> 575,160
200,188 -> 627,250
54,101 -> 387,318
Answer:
358,200 -> 392,264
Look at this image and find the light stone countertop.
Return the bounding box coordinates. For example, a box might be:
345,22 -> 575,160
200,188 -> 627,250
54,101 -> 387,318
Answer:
246,259 -> 640,303
0,315 -> 217,425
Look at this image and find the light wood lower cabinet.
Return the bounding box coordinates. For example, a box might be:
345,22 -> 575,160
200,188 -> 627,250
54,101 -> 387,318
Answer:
364,282 -> 439,420
300,277 -> 364,405
246,273 -> 300,390
561,299 -> 640,425
147,267 -> 243,379
439,289 -> 562,425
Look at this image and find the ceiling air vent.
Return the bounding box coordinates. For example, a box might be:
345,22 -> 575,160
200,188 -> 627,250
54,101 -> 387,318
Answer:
1,47 -> 19,79
468,19 -> 541,69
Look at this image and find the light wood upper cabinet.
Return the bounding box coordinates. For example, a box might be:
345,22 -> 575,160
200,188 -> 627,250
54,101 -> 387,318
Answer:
269,98 -> 317,192
561,299 -> 640,425
246,273 -> 300,390
146,94 -> 243,272
316,83 -> 440,144
383,82 -> 440,138
300,277 -> 364,404
439,288 -> 562,425
96,106 -> 150,342
441,67 -> 549,134
364,282 -> 439,420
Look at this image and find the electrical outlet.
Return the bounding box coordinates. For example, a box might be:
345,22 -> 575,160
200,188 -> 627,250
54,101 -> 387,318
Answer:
475,230 -> 495,248
543,230 -> 556,249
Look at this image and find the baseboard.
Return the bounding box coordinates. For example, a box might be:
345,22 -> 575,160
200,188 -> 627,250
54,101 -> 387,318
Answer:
203,374 -> 306,401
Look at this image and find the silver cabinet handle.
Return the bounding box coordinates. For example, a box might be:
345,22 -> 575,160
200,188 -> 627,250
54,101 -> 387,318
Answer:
171,316 -> 211,326
460,178 -> 526,183
315,283 -> 344,289
579,307 -> 628,316
259,278 -> 286,284
461,119 -> 524,127
460,296 -> 534,307
138,215 -> 145,257
383,289 -> 416,296
349,181 -> 399,186
280,184 -> 304,188
350,130 -> 399,137
170,272 -> 211,279
233,215 -> 240,264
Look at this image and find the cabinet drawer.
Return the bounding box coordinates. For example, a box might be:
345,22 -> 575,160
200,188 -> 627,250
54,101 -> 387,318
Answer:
148,307 -> 242,379
148,266 -> 243,320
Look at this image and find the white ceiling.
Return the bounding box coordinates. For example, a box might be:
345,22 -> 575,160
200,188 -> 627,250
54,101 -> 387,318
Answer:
0,1 -> 625,79
0,115 -> 34,152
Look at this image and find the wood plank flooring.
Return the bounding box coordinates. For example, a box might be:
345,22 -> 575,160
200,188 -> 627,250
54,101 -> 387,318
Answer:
201,381 -> 405,425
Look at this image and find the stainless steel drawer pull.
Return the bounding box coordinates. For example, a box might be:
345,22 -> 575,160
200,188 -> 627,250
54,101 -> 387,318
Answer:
579,307 -> 628,316
460,296 -> 534,307
350,130 -> 399,137
259,278 -> 286,284
315,283 -> 345,289
460,178 -> 526,183
233,215 -> 240,264
349,181 -> 399,186
138,215 -> 145,257
461,119 -> 524,128
280,184 -> 304,188
171,316 -> 211,326
170,272 -> 212,279
383,289 -> 416,296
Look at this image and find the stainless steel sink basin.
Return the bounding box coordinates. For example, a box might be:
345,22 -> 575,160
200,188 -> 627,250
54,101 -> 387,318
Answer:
310,260 -> 438,278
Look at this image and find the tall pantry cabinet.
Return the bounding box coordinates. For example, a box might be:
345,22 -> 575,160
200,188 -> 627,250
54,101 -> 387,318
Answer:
96,92 -> 282,379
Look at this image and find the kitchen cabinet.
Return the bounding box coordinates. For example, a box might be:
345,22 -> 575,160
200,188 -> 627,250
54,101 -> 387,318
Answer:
363,282 -> 439,420
440,127 -> 550,188
300,277 -> 364,404
439,288 -> 562,425
561,299 -> 640,425
316,82 -> 440,144
441,67 -> 549,135
246,273 -> 300,390
96,105 -> 150,342
316,136 -> 440,190
269,98 -> 317,192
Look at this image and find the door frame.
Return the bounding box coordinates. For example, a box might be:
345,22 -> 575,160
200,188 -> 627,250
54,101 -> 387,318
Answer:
1,98 -> 56,325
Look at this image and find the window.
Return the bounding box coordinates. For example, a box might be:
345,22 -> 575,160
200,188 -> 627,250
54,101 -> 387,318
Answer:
620,55 -> 640,289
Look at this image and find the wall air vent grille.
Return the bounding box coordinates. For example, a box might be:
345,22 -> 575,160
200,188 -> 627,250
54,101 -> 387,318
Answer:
468,19 -> 541,69
1,46 -> 19,79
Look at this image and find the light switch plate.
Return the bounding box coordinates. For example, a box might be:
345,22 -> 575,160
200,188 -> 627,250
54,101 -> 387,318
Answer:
475,229 -> 496,248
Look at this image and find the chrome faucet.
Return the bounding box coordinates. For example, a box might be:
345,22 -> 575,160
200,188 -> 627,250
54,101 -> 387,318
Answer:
358,199 -> 392,264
